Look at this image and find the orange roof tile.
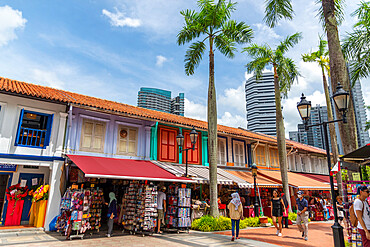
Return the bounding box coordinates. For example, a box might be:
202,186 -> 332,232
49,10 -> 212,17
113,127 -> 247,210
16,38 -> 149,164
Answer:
0,76 -> 326,155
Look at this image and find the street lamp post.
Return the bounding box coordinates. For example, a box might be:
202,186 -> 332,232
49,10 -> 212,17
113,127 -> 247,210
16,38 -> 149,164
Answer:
176,127 -> 198,177
251,163 -> 259,217
297,82 -> 349,247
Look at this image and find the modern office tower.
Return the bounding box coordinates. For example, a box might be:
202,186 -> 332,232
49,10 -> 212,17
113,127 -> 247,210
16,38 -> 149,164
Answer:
171,93 -> 185,116
245,72 -> 276,136
351,81 -> 370,146
137,88 -> 185,116
289,124 -> 309,145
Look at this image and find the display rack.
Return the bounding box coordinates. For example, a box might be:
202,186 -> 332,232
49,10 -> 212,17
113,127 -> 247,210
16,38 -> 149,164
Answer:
56,187 -> 103,240
122,181 -> 157,236
165,185 -> 191,233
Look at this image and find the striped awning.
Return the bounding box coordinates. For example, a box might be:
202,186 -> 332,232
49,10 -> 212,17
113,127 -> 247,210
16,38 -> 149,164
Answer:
151,161 -> 252,188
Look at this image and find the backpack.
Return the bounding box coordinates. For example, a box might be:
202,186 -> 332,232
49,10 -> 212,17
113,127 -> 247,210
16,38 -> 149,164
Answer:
350,200 -> 364,228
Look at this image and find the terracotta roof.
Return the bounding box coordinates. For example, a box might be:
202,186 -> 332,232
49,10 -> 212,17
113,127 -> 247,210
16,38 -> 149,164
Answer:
0,76 -> 326,155
225,170 -> 282,188
258,170 -> 331,190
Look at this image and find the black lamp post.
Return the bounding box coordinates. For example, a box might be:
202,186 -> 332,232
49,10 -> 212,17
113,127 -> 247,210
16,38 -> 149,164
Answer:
251,163 -> 259,217
176,127 -> 198,177
297,82 -> 349,247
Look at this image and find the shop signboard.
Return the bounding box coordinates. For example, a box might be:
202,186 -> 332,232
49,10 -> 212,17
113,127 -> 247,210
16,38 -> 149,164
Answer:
0,164 -> 17,172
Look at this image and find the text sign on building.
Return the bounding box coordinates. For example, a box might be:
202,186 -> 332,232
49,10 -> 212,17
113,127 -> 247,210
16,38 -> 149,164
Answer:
0,164 -> 17,172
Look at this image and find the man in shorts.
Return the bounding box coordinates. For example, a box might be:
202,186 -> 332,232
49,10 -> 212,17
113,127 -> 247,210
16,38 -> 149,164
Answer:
157,186 -> 166,233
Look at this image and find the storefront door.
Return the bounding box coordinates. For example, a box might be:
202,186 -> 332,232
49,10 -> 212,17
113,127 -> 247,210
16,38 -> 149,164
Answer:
18,173 -> 44,224
0,175 -> 9,222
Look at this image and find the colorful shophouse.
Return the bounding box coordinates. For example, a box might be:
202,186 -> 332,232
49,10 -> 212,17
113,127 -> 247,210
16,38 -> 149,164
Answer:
0,78 -> 67,229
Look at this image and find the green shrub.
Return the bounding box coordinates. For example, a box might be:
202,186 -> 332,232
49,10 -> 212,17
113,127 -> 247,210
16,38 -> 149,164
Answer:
288,212 -> 297,221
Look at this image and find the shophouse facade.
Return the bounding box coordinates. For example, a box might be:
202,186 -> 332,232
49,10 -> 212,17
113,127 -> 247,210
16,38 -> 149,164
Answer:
0,81 -> 67,230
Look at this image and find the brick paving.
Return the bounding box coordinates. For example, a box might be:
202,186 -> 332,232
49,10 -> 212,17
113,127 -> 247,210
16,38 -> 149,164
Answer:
0,230 -> 279,247
215,222 -> 335,247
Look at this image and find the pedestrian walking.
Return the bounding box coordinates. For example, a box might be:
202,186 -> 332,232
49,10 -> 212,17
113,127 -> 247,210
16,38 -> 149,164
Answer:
271,189 -> 285,237
281,193 -> 289,228
106,192 -> 117,238
157,186 -> 167,234
296,191 -> 309,241
227,192 -> 243,241
354,185 -> 370,247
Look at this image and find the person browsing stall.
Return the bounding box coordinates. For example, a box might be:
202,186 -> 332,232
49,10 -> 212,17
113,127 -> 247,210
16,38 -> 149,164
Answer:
227,192 -> 244,241
354,185 -> 370,247
105,192 -> 117,238
296,191 -> 309,241
157,186 -> 166,234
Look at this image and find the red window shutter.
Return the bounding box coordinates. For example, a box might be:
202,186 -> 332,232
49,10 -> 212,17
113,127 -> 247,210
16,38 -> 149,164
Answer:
183,132 -> 200,164
159,128 -> 177,162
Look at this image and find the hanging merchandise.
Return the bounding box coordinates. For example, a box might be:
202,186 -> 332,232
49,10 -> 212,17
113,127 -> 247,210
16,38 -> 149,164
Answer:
122,181 -> 157,236
166,184 -> 191,232
4,184 -> 29,226
56,186 -> 103,240
29,184 -> 50,227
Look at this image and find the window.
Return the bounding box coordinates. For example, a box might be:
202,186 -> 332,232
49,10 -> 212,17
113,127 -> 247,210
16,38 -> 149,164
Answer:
117,126 -> 138,155
217,138 -> 227,166
15,109 -> 53,148
255,146 -> 265,166
269,148 -> 279,167
183,131 -> 200,164
80,119 -> 106,152
233,141 -> 245,167
159,128 -> 177,162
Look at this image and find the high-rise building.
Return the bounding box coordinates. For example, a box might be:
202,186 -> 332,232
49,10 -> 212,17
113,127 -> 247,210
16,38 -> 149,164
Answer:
245,72 -> 276,136
289,106 -> 332,151
351,81 -> 370,146
137,88 -> 185,116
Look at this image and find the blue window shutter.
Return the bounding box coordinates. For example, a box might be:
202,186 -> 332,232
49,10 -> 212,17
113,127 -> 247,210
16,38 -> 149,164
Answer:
44,114 -> 54,146
15,109 -> 25,146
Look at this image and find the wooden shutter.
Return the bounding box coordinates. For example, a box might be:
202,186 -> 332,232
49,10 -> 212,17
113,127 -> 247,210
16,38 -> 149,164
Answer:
183,131 -> 199,164
159,128 -> 177,162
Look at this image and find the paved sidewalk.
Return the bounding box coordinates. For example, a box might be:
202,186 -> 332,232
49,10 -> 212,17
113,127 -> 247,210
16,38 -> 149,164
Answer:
0,230 -> 279,247
215,222 -> 334,247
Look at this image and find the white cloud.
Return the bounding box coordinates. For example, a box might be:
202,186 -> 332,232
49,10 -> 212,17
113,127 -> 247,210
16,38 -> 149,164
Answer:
184,98 -> 207,121
218,112 -> 247,128
102,8 -> 141,28
156,55 -> 167,67
0,6 -> 27,46
253,23 -> 282,44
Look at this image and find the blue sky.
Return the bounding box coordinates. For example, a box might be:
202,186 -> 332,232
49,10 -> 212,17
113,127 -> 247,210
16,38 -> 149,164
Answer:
0,0 -> 369,137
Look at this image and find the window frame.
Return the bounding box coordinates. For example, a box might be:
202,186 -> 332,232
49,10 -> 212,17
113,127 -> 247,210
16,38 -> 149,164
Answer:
158,127 -> 178,163
255,146 -> 266,166
79,118 -> 106,153
15,109 -> 54,149
182,130 -> 201,165
116,125 -> 138,156
217,137 -> 227,166
269,148 -> 279,168
233,140 -> 245,167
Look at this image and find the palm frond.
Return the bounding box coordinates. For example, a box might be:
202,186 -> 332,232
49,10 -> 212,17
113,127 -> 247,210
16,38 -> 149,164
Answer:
214,34 -> 236,58
352,1 -> 370,29
245,57 -> 271,79
222,20 -> 253,44
348,56 -> 370,86
317,34 -> 328,56
277,57 -> 300,98
242,43 -> 272,59
276,32 -> 302,54
263,0 -> 294,28
302,52 -> 317,63
184,41 -> 207,75
316,0 -> 345,30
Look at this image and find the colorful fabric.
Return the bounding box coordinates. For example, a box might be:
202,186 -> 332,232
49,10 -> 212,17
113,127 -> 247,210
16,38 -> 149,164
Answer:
230,193 -> 241,211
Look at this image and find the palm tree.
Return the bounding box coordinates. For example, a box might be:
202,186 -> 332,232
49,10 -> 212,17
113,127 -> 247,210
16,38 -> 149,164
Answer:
177,0 -> 253,217
302,36 -> 343,195
343,1 -> 370,83
265,0 -> 358,154
243,32 -> 302,211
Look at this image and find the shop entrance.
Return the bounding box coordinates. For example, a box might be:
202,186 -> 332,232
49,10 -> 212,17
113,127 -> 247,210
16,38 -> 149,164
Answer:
0,175 -> 9,219
18,173 -> 44,224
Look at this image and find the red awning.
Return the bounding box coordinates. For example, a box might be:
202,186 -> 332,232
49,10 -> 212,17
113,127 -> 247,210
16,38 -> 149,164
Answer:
67,155 -> 193,183
297,172 -> 337,186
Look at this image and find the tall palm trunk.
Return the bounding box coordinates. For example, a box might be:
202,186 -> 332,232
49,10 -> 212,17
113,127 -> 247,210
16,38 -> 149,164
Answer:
208,38 -> 218,218
273,65 -> 292,211
322,0 -> 358,154
322,68 -> 343,195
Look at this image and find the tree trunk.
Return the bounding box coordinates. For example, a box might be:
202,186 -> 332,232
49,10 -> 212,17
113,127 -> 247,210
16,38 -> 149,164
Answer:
208,38 -> 218,218
322,69 -> 343,195
273,65 -> 292,211
322,0 -> 358,154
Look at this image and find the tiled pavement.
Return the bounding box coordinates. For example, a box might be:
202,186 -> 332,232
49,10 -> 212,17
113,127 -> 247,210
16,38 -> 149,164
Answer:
0,230 -> 279,247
